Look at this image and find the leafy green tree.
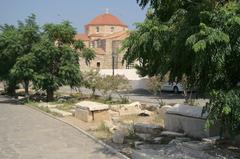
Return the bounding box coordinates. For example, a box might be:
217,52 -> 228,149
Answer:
127,0 -> 240,139
10,54 -> 36,96
31,21 -> 83,101
0,14 -> 40,96
124,0 -> 240,94
11,14 -> 40,96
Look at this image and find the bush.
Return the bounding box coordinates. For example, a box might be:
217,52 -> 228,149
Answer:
206,89 -> 240,139
97,75 -> 131,102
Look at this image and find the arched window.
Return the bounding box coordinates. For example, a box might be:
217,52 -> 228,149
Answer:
111,26 -> 114,32
96,26 -> 99,32
97,62 -> 100,68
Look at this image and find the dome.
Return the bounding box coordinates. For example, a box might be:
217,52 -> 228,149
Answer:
85,13 -> 127,28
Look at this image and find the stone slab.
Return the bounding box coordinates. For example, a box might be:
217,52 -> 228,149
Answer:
93,110 -> 110,121
75,101 -> 109,111
167,104 -> 208,119
134,123 -> 163,135
75,107 -> 93,122
164,113 -> 219,138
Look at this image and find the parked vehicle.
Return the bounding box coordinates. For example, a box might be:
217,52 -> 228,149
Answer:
161,82 -> 184,93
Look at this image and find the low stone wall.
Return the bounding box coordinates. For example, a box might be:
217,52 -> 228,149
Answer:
164,104 -> 219,138
75,108 -> 93,122
165,113 -> 219,138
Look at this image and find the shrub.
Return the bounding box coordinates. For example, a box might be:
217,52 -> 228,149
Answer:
206,89 -> 240,139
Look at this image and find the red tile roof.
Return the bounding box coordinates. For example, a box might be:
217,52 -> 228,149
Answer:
85,13 -> 127,28
74,33 -> 89,41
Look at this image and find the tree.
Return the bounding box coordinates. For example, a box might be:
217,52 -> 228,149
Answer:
31,21 -> 91,101
11,14 -> 40,96
124,0 -> 240,94
10,54 -> 36,96
0,14 -> 40,96
82,69 -> 101,97
127,0 -> 240,139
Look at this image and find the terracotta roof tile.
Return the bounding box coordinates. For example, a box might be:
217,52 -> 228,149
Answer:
74,33 -> 89,41
85,13 -> 127,28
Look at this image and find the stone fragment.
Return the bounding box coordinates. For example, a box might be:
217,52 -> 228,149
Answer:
160,131 -> 185,137
136,133 -> 153,141
157,105 -> 172,118
165,104 -> 219,138
134,123 -> 163,135
140,104 -> 158,111
153,137 -> 163,144
103,120 -> 117,134
138,110 -> 153,117
202,136 -> 219,145
75,101 -> 109,122
182,141 -> 213,151
112,130 -> 125,144
169,137 -> 191,145
134,141 -> 144,149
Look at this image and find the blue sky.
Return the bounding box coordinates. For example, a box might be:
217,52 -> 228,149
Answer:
0,0 -> 147,32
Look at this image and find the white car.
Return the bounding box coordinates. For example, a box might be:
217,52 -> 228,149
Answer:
161,82 -> 184,93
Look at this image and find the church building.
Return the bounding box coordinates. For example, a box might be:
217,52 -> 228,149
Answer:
75,12 -> 129,70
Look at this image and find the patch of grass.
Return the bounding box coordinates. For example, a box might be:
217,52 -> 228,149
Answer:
25,100 -> 62,117
56,103 -> 73,111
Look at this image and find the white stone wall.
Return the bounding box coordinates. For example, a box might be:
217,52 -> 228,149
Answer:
99,69 -> 149,90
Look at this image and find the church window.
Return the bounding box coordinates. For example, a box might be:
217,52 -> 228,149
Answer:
96,26 -> 99,32
111,26 -> 114,32
97,62 -> 101,68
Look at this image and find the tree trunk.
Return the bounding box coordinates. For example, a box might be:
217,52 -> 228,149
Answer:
23,80 -> 29,97
6,80 -> 16,96
46,89 -> 54,102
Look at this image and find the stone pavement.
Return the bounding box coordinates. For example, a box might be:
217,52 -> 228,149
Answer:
0,96 -> 121,159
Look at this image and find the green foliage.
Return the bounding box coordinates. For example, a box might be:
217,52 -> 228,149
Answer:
0,14 -> 40,95
206,89 -> 240,138
43,21 -> 76,44
0,15 -> 93,100
97,75 -> 131,102
129,1 -> 240,140
81,48 -> 96,66
148,75 -> 166,106
82,70 -> 101,96
124,0 -> 240,95
31,22 -> 82,101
